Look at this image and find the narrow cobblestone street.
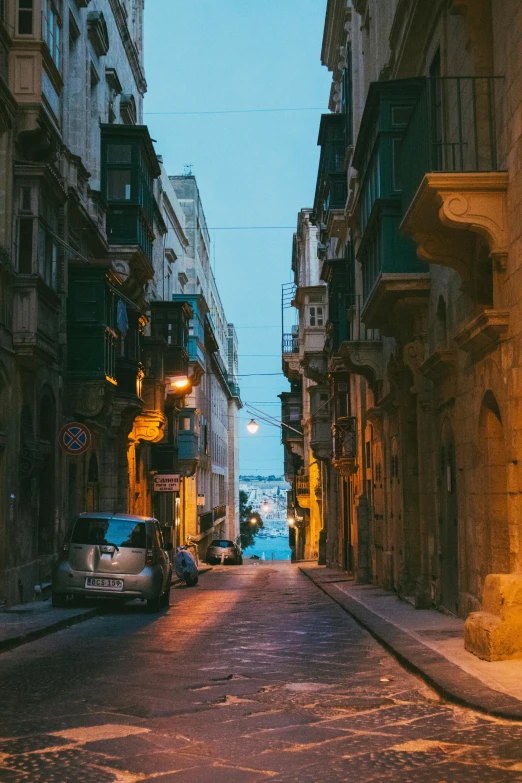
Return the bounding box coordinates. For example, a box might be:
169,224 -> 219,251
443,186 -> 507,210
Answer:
1,564 -> 522,782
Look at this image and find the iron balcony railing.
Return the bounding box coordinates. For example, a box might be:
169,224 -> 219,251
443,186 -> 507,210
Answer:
402,75 -> 506,209
333,417 -> 357,462
282,333 -> 299,354
346,294 -> 380,342
213,504 -> 226,522
296,475 -> 310,497
199,511 -> 213,533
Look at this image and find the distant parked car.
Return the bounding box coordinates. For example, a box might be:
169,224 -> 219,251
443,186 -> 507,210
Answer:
206,539 -> 243,565
52,513 -> 172,612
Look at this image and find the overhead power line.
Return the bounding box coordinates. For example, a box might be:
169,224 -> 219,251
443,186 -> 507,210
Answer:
145,107 -> 326,116
205,226 -> 295,230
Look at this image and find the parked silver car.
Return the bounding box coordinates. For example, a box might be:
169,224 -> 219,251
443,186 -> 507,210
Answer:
52,513 -> 172,612
206,539 -> 243,565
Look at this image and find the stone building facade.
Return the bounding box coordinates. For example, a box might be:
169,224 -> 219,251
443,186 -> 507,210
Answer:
0,0 -> 240,605
296,0 -> 522,659
281,209 -> 326,562
149,172 -> 241,559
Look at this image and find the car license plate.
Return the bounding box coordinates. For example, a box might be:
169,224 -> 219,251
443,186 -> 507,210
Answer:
84,577 -> 124,591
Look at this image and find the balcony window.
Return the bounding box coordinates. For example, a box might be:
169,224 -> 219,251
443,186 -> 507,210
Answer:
309,306 -> 323,327
18,0 -> 33,34
17,218 -> 33,273
107,169 -> 132,201
101,125 -> 159,260
43,0 -> 61,69
107,144 -> 132,164
37,223 -> 58,289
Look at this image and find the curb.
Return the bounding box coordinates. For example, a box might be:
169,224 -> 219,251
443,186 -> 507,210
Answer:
300,566 -> 522,721
0,607 -> 99,656
0,566 -> 214,656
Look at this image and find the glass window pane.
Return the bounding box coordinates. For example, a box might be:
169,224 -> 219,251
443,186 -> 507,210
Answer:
18,8 -> 33,34
18,218 -> 33,273
107,144 -> 132,164
107,169 -> 132,200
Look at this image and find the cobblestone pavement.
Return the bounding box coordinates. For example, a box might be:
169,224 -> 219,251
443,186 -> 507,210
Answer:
1,564 -> 522,782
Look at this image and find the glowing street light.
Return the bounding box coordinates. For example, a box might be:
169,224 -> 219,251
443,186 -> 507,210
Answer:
262,501 -> 270,512
287,517 -> 295,526
250,517 -> 257,524
246,418 -> 259,434
170,376 -> 190,389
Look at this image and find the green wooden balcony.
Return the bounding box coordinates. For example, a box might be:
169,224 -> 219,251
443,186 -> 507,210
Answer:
279,391 -> 303,447
101,124 -> 160,264
314,114 -> 347,234
67,262 -> 118,384
401,76 -> 506,211
352,79 -> 430,325
149,301 -> 191,380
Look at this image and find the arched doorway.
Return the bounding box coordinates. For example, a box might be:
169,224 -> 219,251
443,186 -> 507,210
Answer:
439,419 -> 459,613
479,392 -> 509,578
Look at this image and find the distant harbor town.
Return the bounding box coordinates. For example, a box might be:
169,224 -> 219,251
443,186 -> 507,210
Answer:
239,476 -> 292,558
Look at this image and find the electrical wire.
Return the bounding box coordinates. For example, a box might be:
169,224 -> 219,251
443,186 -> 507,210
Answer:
145,107 -> 325,116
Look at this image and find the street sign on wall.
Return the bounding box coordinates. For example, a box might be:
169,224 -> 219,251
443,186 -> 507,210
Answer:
153,474 -> 181,492
59,422 -> 91,455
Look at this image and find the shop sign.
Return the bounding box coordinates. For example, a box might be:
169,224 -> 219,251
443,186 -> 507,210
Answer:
153,474 -> 180,492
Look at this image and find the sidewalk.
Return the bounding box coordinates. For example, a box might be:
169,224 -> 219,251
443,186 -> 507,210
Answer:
300,564 -> 522,720
0,600 -> 97,654
0,566 -> 213,655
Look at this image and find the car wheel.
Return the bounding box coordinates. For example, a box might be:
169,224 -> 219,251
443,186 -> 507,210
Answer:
146,594 -> 162,613
161,587 -> 170,607
52,592 -> 67,608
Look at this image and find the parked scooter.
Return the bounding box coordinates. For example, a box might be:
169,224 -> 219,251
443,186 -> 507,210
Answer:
173,546 -> 199,587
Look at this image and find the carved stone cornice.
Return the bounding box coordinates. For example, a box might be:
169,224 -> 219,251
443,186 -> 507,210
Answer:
87,11 -> 110,57
332,457 -> 357,477
361,273 -> 431,335
338,339 -> 384,386
130,409 -> 167,444
401,172 -> 509,278
453,309 -> 509,358
108,0 -> 147,96
420,349 -> 458,381
302,351 -> 328,383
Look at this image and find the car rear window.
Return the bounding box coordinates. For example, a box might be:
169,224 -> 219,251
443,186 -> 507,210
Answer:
211,540 -> 234,548
71,518 -> 151,549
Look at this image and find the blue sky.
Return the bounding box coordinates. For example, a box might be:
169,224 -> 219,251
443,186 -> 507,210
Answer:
144,0 -> 330,475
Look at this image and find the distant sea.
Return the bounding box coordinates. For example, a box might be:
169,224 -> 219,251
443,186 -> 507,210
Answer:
244,535 -> 291,561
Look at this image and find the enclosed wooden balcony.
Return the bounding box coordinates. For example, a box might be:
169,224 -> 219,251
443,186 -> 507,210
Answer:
295,474 -> 310,509
67,262 -> 119,385
12,275 -> 60,367
101,125 -> 161,268
400,76 -> 508,282
352,79 -> 430,331
314,114 -> 347,238
332,416 -> 357,477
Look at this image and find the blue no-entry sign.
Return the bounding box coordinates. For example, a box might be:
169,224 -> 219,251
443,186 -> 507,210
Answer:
59,422 -> 91,455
